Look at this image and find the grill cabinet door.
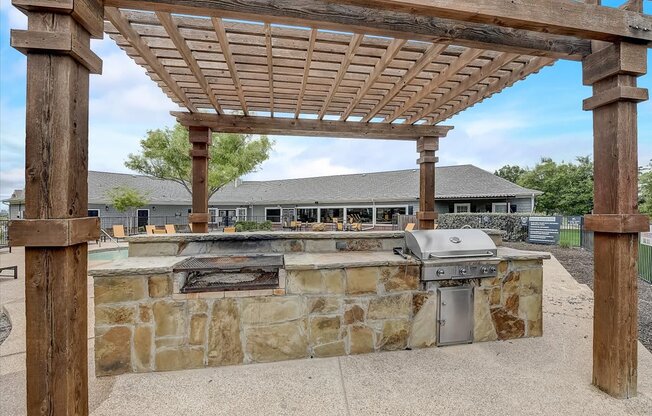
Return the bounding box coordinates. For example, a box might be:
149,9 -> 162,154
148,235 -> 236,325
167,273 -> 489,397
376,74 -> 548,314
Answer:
437,286 -> 474,346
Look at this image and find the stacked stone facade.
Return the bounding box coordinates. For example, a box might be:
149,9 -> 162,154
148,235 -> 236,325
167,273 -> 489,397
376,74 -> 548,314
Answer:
93,258 -> 543,376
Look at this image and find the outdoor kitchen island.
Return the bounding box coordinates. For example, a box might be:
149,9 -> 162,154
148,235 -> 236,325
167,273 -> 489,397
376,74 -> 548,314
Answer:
89,231 -> 548,376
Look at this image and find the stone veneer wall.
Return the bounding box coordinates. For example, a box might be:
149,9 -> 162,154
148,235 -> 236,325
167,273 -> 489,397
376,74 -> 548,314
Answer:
93,259 -> 543,376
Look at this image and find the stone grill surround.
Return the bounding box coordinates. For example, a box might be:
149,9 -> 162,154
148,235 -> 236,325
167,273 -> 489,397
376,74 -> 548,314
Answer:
91,249 -> 546,376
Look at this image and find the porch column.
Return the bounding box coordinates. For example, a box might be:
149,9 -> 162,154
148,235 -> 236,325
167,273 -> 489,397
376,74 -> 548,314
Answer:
416,136 -> 439,229
582,41 -> 649,398
8,0 -> 103,414
189,126 -> 211,233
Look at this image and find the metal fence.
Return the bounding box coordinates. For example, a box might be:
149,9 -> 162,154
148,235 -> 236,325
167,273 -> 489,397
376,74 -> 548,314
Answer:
0,219 -> 9,249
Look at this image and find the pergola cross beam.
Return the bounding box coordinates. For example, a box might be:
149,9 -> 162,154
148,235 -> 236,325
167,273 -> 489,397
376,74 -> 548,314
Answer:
172,112 -> 453,140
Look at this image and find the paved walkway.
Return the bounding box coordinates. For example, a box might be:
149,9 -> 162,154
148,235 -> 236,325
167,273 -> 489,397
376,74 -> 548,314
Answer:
1,247 -> 652,415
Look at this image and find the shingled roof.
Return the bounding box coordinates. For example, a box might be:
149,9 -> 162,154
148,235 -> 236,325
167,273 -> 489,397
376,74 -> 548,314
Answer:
3,165 -> 541,206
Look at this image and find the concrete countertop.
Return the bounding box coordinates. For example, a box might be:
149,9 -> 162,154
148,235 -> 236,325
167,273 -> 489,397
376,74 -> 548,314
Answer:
126,230 -> 404,243
88,247 -> 548,276
89,256 -> 188,277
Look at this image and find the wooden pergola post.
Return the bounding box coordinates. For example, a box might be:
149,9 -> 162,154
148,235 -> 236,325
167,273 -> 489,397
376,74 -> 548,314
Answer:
582,41 -> 649,398
8,0 -> 103,414
188,126 -> 211,233
416,136 -> 439,230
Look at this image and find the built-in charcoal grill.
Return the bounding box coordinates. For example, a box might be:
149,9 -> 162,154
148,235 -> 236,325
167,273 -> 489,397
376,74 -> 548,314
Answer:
174,255 -> 284,293
404,229 -> 498,281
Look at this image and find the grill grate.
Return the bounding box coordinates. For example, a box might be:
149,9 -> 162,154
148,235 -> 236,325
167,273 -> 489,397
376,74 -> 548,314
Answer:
175,255 -> 283,293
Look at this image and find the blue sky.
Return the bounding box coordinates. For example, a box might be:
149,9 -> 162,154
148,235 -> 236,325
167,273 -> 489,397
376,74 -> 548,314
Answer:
1,0 -> 651,204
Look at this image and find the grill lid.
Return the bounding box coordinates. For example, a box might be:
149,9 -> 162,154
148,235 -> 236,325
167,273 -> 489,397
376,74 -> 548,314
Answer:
405,229 -> 497,260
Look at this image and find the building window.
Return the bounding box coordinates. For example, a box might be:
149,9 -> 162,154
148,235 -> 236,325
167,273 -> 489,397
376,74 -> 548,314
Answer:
375,207 -> 406,224
492,202 -> 508,213
87,209 -> 100,217
265,208 -> 282,223
236,207 -> 247,221
297,208 -> 318,222
454,203 -> 471,213
137,209 -> 149,227
346,207 -> 373,223
209,208 -> 219,223
320,208 -> 344,223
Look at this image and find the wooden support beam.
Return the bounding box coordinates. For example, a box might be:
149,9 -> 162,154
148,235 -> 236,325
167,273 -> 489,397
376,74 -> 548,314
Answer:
387,47 -> 484,123
104,0 -> 591,60
11,1 -> 103,414
340,0 -> 652,43
264,23 -> 274,117
157,11 -> 222,114
105,7 -> 197,111
189,126 -> 211,233
213,17 -> 248,115
416,136 -> 439,230
173,112 -> 453,140
431,57 -> 554,124
9,217 -> 100,247
405,52 -> 519,124
318,33 -> 363,119
339,38 -> 406,121
294,28 -> 316,118
361,43 -> 447,123
583,41 -> 648,399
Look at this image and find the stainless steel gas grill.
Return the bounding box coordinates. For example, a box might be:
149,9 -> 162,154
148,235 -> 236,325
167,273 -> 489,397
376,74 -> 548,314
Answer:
404,229 -> 498,281
402,229 -> 500,346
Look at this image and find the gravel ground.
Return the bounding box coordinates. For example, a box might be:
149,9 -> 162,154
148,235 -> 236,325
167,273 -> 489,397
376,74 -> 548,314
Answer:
0,310 -> 10,346
505,242 -> 652,353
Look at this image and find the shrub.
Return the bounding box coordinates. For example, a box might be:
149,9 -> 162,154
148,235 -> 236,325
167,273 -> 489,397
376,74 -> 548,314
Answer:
234,220 -> 273,232
437,213 -> 530,242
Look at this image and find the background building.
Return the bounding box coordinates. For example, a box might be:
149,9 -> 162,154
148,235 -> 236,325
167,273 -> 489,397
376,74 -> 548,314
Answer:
3,164 -> 541,228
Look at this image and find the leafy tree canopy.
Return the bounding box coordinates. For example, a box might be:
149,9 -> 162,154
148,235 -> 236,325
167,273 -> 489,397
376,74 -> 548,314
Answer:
494,165 -> 527,183
639,161 -> 652,216
125,124 -> 273,197
516,156 -> 594,215
107,186 -> 149,212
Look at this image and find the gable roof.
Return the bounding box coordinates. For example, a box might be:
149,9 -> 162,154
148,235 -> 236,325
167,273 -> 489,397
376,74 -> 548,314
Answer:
3,165 -> 541,206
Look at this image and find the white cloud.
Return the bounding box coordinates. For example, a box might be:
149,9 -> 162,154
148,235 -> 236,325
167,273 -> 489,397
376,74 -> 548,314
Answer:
0,167 -> 23,202
1,0 -> 27,29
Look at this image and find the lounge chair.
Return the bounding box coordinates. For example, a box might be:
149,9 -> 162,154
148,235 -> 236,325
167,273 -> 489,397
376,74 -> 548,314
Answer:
0,265 -> 17,279
145,225 -> 156,235
165,224 -> 176,234
112,225 -> 126,241
224,226 -> 236,233
405,223 -> 416,231
311,223 -> 326,232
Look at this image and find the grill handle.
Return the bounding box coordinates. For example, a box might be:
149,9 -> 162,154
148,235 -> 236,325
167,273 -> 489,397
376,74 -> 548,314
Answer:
428,251 -> 495,259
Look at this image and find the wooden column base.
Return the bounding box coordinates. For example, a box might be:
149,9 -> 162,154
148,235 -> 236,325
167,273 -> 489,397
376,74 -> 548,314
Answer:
189,126 -> 211,234
188,213 -> 210,233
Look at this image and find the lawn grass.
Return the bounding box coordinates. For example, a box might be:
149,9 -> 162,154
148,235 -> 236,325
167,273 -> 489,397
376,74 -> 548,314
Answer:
558,228 -> 581,247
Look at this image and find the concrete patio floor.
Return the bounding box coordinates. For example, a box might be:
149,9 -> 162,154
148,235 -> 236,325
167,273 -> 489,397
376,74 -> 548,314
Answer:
1,247 -> 652,415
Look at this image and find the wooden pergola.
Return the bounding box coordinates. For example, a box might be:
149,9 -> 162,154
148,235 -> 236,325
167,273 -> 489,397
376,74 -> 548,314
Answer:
8,0 -> 651,413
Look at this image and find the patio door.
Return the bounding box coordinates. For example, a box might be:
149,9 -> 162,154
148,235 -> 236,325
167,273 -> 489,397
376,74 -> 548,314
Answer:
137,209 -> 149,227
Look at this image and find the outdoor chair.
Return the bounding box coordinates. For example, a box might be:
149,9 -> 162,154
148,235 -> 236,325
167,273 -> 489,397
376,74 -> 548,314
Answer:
311,223 -> 326,232
0,265 -> 18,279
165,224 -> 176,234
145,225 -> 156,235
405,223 -> 416,231
224,226 -> 236,233
112,225 -> 126,241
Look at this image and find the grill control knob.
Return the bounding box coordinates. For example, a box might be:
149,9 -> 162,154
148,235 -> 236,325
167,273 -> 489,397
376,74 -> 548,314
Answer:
489,266 -> 497,273
480,266 -> 489,274
459,267 -> 467,276
436,269 -> 445,277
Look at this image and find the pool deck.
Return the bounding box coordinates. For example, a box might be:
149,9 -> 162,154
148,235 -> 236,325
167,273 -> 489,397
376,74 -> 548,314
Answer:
1,246 -> 652,415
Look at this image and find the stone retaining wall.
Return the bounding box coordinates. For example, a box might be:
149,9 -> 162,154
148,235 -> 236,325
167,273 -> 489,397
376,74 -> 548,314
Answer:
93,258 -> 543,376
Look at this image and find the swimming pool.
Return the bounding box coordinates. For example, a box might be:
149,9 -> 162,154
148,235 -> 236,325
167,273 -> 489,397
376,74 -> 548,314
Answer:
88,249 -> 129,261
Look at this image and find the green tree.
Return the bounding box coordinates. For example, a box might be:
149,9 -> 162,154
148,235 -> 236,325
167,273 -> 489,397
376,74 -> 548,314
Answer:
107,186 -> 149,231
517,156 -> 593,215
494,165 -> 527,183
639,161 -> 652,216
125,123 -> 273,197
